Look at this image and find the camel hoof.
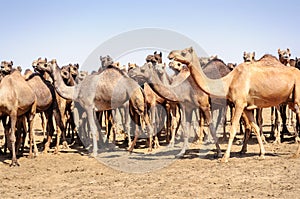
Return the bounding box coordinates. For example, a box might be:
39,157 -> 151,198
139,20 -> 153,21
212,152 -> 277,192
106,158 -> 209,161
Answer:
167,143 -> 174,148
219,156 -> 229,163
215,153 -> 223,159
62,141 -> 69,149
53,147 -> 59,154
10,161 -> 20,167
239,149 -> 247,155
256,155 -> 265,160
273,140 -> 281,144
175,152 -> 185,158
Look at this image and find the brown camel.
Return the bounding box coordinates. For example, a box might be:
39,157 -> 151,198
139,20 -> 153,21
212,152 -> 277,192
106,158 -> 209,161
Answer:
129,62 -> 221,157
168,47 -> 300,162
35,59 -> 151,156
0,70 -> 37,166
25,67 -> 65,154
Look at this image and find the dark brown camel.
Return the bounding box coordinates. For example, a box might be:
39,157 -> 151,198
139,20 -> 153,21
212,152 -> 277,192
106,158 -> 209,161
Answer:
25,67 -> 65,154
168,47 -> 300,162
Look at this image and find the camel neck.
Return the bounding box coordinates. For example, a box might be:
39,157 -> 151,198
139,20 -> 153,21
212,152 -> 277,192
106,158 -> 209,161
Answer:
51,64 -> 76,100
187,52 -> 231,98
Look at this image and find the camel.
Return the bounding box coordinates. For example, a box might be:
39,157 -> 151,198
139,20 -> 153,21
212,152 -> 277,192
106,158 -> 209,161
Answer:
226,63 -> 237,70
278,48 -> 295,67
143,62 -> 180,149
25,67 -> 65,154
76,70 -> 88,83
146,51 -> 162,65
129,62 -> 221,158
243,52 -> 256,63
168,47 -> 300,162
277,49 -> 297,139
169,59 -> 251,146
0,70 -> 37,166
34,59 -> 151,156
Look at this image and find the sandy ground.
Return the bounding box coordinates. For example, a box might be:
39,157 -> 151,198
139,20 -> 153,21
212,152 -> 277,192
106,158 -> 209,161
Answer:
0,108 -> 300,198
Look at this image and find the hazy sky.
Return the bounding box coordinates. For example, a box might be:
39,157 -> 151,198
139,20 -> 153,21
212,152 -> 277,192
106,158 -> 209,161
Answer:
1,0 -> 300,71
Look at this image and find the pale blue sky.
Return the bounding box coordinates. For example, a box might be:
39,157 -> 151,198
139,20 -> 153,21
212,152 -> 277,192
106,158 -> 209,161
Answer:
1,0 -> 300,71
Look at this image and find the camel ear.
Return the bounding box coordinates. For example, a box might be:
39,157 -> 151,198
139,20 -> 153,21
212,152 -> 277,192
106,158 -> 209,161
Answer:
76,63 -> 79,69
128,62 -> 130,67
154,51 -> 157,55
52,59 -> 57,64
287,48 -> 290,54
278,48 -> 281,54
243,52 -> 246,56
253,52 -> 255,57
188,47 -> 193,53
99,56 -> 102,61
38,57 -> 41,61
160,52 -> 162,57
10,61 -> 13,65
45,58 -> 47,62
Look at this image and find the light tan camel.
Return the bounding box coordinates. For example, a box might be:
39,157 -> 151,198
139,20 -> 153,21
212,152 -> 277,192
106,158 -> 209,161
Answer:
168,47 -> 300,162
35,59 -> 151,156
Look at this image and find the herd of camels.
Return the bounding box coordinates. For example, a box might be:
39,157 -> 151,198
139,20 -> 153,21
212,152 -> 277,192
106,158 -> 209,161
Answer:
1,47 -> 300,166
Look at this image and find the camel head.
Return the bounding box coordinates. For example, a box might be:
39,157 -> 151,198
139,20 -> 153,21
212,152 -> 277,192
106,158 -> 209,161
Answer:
0,61 -> 13,75
100,55 -> 113,69
128,62 -> 153,85
243,51 -> 255,62
32,57 -> 47,73
146,51 -> 163,65
295,57 -> 300,70
155,63 -> 166,75
34,59 -> 57,75
69,63 -> 79,79
168,47 -> 196,66
61,65 -> 71,81
128,63 -> 137,71
278,48 -> 291,62
76,71 -> 89,83
112,62 -> 120,68
169,60 -> 184,72
227,63 -> 237,71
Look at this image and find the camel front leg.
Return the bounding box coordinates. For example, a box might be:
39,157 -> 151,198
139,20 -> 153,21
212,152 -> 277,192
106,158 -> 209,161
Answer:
221,104 -> 245,163
86,109 -> 99,156
291,104 -> 300,158
175,107 -> 190,158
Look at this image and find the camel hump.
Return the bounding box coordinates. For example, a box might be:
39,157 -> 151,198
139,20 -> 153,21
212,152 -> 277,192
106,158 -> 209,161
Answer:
257,54 -> 279,62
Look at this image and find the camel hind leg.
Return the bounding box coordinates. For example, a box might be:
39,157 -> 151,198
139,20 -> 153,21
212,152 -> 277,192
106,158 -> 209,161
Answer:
243,110 -> 266,159
290,103 -> 300,158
